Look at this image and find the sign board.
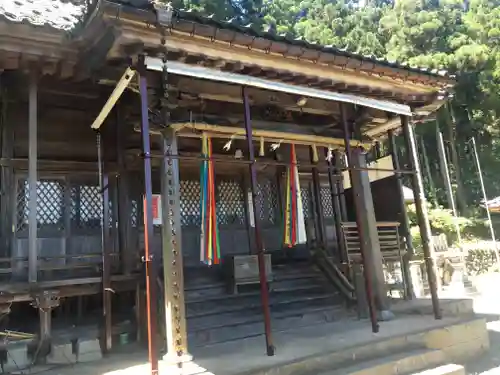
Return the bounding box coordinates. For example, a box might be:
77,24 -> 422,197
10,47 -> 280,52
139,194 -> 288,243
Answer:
143,194 -> 162,226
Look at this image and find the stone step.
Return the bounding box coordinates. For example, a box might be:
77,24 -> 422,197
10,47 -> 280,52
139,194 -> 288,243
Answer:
187,292 -> 340,319
184,267 -> 323,300
408,364 -> 465,375
318,348 -> 446,375
187,284 -> 332,315
189,304 -> 348,347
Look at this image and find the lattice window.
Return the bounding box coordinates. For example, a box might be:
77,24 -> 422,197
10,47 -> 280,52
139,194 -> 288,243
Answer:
256,179 -> 278,225
300,186 -> 310,220
131,200 -> 138,228
16,179 -> 64,231
217,180 -> 245,225
70,185 -> 101,229
320,186 -> 334,218
180,180 -> 201,227
16,180 -> 27,232
108,199 -> 114,229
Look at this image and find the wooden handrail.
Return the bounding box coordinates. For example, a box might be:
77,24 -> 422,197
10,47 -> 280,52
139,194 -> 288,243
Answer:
341,221 -> 405,262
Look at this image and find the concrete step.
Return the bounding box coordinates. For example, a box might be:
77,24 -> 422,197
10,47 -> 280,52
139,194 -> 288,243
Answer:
318,348 -> 446,375
408,364 -> 465,375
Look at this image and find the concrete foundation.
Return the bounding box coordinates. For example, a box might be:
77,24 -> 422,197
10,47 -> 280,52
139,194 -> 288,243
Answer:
47,341 -> 77,364
77,338 -> 103,363
1,342 -> 30,372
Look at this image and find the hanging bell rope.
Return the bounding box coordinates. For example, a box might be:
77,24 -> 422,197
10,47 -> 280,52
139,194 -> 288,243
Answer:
259,136 -> 265,157
283,144 -> 307,248
325,145 -> 334,162
311,144 -> 319,163
199,133 -> 221,265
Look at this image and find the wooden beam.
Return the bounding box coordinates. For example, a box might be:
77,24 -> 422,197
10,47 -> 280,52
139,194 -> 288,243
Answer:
114,19 -> 442,97
169,122 -> 372,149
0,158 -> 118,173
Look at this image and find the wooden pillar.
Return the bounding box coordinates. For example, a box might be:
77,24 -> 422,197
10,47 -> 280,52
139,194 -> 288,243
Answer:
116,107 -> 133,274
444,103 -> 467,214
310,148 -> 326,249
160,128 -> 188,362
326,150 -> 347,264
401,116 -> 441,319
28,71 -> 38,284
98,132 -> 113,353
138,70 -> 159,374
0,84 -> 14,265
63,178 -> 71,272
349,148 -> 390,313
388,130 -> 414,299
242,87 -> 274,355
340,103 -> 384,331
419,135 -> 438,207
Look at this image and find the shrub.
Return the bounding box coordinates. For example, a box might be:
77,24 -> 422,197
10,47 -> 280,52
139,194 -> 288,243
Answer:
465,246 -> 497,275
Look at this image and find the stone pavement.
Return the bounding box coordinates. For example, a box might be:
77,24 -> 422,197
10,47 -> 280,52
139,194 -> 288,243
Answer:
9,272 -> 500,375
460,273 -> 500,375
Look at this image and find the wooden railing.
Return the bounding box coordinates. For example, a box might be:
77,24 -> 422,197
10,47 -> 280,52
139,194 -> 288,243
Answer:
341,222 -> 405,263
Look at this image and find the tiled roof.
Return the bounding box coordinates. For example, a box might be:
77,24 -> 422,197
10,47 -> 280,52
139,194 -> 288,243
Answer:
174,9 -> 450,79
0,0 -> 452,81
110,0 -> 451,80
0,0 -> 88,31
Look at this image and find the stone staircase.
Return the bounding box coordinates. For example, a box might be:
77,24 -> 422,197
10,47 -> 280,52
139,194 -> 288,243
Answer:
184,260 -> 352,347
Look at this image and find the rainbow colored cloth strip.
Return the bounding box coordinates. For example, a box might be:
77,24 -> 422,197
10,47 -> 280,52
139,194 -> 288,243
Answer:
199,135 -> 221,265
283,144 -> 307,247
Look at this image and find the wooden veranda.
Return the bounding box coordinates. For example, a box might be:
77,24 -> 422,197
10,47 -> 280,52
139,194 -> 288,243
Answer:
0,0 -> 455,373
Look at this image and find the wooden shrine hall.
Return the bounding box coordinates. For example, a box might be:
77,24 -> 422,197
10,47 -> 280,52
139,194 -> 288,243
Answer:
0,0 -> 455,371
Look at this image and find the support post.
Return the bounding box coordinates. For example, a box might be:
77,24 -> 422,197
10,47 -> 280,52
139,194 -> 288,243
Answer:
310,148 -> 326,249
32,291 -> 60,359
116,107 -> 133,274
98,132 -> 112,353
138,62 -> 159,375
1,84 -> 14,270
388,130 -> 414,299
340,103 -> 382,332
326,150 -> 347,265
401,115 -> 441,319
444,103 -> 467,214
419,135 -> 438,207
160,128 -> 189,363
28,71 -> 38,283
470,137 -> 500,266
242,87 -> 275,356
437,127 -> 462,244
